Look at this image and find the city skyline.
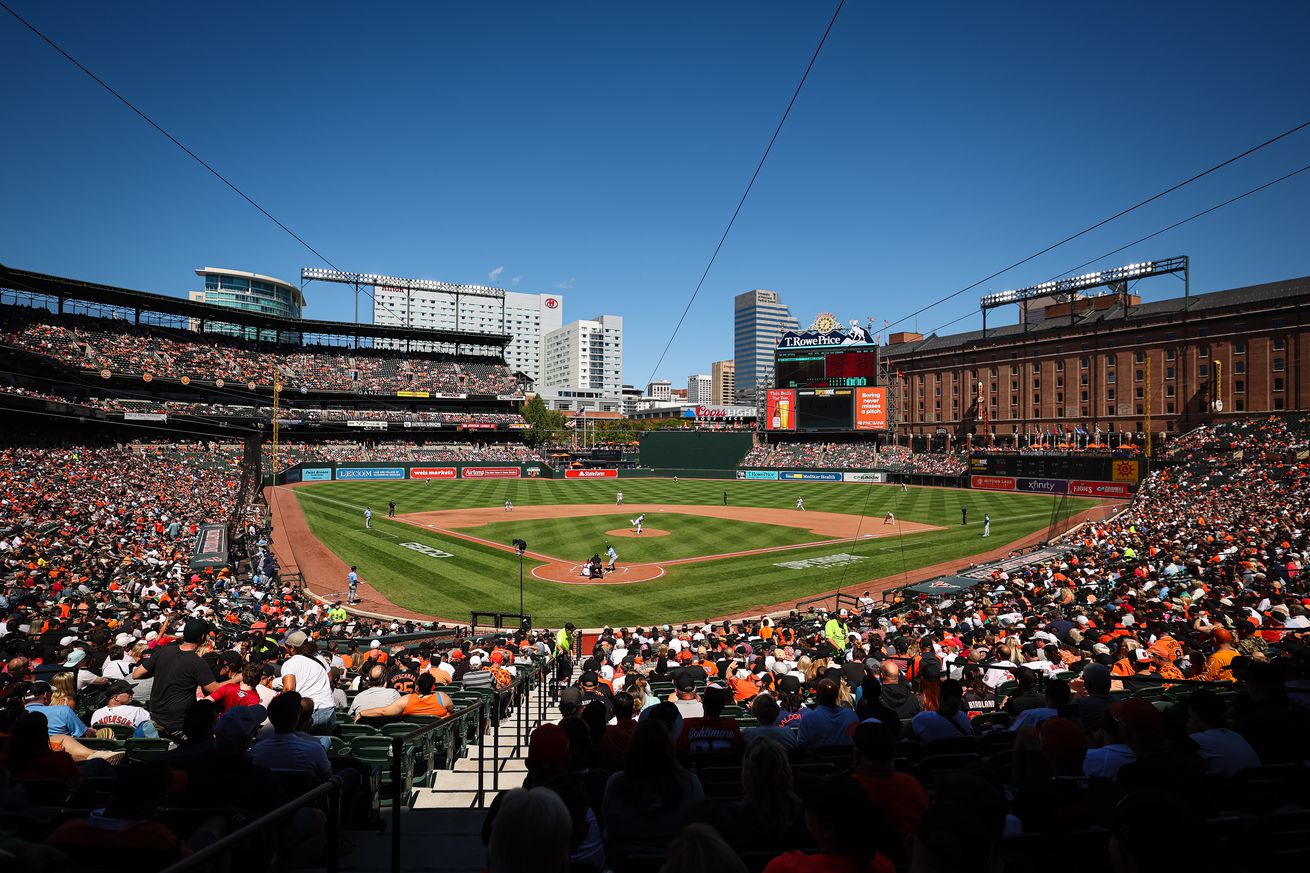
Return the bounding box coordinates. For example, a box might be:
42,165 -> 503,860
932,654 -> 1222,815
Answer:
2,3 -> 1308,386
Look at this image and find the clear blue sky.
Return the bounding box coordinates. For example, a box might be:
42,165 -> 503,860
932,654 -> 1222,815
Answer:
2,1 -> 1307,389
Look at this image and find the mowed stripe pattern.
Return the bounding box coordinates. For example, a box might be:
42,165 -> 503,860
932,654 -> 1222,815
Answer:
290,478 -> 1102,626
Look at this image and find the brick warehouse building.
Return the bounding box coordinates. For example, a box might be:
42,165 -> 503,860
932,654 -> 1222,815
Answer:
882,275 -> 1310,441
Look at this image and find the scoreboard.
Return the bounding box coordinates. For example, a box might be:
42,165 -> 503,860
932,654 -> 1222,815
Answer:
969,454 -> 1144,498
775,346 -> 879,390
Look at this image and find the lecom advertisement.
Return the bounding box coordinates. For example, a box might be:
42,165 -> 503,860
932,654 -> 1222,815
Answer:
853,387 -> 888,431
765,389 -> 796,431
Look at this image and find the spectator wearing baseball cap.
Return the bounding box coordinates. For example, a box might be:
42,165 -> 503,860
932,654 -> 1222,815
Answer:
1202,627 -> 1238,682
676,684 -> 743,757
132,618 -> 227,742
1083,698 -> 1163,780
851,721 -> 929,844
90,679 -> 158,738
279,631 -> 337,735
671,671 -> 704,720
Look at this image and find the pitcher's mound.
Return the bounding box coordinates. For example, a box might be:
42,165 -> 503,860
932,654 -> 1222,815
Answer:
605,527 -> 670,538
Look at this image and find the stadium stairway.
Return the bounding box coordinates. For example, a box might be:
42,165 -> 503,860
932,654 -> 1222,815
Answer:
340,665 -> 575,873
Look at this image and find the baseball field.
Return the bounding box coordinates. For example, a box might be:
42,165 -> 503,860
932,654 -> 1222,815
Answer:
276,478 -> 1104,627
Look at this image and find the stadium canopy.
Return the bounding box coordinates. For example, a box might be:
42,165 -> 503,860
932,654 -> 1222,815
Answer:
905,575 -> 986,595
0,263 -> 510,348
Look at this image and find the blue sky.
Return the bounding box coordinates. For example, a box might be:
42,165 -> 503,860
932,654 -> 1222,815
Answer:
2,1 -> 1308,389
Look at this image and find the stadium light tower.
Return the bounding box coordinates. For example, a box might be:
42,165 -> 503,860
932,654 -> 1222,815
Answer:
979,256 -> 1188,338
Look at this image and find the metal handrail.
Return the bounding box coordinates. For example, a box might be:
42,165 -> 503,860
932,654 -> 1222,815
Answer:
159,776 -> 342,873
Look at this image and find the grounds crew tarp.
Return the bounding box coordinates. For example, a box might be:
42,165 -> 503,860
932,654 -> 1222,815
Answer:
190,523 -> 229,569
907,575 -> 986,596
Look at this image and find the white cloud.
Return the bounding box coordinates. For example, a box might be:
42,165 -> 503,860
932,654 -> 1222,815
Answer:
488,266 -> 504,281
511,276 -> 521,286
556,277 -> 576,290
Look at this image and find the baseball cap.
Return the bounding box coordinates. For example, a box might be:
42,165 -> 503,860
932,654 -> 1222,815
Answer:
578,671 -> 599,688
468,655 -> 482,668
63,649 -> 87,667
23,681 -> 52,700
370,640 -> 381,649
777,674 -> 802,694
214,705 -> 268,744
115,632 -> 136,647
1110,698 -> 1164,738
674,672 -> 696,692
526,723 -> 570,770
284,630 -> 308,648
105,679 -> 136,697
182,619 -> 213,643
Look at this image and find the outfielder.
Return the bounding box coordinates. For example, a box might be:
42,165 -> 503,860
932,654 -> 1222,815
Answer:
364,507 -> 372,529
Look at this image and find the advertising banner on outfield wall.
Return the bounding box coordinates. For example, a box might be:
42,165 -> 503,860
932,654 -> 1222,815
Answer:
410,467 -> 457,480
1018,477 -> 1069,495
971,475 -> 1017,491
765,389 -> 796,431
1070,480 -> 1134,498
335,467 -> 405,480
565,468 -> 618,479
842,471 -> 886,483
737,470 -> 780,480
302,468 -> 332,481
853,387 -> 888,431
461,466 -> 521,479
779,471 -> 842,481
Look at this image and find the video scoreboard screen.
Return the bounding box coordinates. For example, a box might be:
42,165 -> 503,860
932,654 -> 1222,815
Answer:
775,346 -> 879,390
766,386 -> 888,432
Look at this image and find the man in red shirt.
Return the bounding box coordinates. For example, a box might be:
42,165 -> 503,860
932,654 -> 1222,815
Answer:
851,720 -> 929,844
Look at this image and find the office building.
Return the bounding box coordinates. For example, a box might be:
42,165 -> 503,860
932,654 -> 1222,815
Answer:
373,284 -> 563,382
688,373 -> 712,404
191,267 -> 304,341
711,359 -> 735,405
734,289 -> 799,402
884,275 -> 1310,439
647,380 -> 672,402
542,315 -> 623,395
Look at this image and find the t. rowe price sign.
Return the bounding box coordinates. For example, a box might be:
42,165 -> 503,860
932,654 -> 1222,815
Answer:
1070,480 -> 1134,499
971,475 -> 1017,492
461,466 -> 521,479
410,467 -> 457,480
565,468 -> 618,479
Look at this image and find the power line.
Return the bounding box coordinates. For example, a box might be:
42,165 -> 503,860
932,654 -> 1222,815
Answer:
643,0 -> 845,389
882,117 -> 1310,333
909,159 -> 1310,341
0,1 -> 419,327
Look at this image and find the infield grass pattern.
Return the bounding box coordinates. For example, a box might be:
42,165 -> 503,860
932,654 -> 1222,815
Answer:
291,478 -> 1100,626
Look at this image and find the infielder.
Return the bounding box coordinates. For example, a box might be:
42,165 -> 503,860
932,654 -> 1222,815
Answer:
504,499 -> 513,512
616,490 -> 624,505
795,497 -> 805,511
884,511 -> 895,526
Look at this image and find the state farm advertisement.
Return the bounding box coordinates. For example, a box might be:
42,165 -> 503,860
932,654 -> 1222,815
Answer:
971,475 -> 1017,492
853,387 -> 888,431
461,466 -> 521,479
410,467 -> 457,480
1070,480 -> 1133,499
565,468 -> 618,479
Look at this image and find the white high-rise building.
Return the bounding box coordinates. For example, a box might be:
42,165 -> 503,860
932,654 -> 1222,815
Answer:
688,374 -> 713,404
734,289 -> 799,402
647,380 -> 673,402
373,284 -> 563,383
542,315 -> 623,395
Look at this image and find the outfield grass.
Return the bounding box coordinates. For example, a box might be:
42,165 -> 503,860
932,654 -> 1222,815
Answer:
291,478 -> 1101,627
464,512 -> 822,562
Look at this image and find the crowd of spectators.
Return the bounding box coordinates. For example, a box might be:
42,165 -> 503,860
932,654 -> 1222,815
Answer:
742,442 -> 968,476
266,440 -> 547,469
507,414 -> 1310,872
1,306 -> 519,395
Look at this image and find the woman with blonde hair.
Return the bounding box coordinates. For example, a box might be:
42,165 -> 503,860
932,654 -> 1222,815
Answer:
50,672 -> 78,709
